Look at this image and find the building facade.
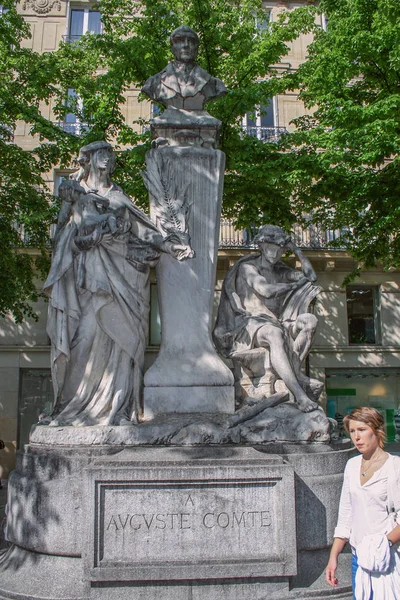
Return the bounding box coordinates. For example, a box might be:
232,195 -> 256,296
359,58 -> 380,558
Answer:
1,0 -> 400,478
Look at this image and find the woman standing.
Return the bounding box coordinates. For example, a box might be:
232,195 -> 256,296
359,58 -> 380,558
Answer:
326,406 -> 400,599
44,141 -> 190,427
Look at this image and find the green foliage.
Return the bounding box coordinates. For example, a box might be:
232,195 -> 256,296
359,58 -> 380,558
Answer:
284,0 -> 400,272
1,0 -> 316,321
5,0 -> 400,319
48,0 -> 315,223
0,1 -> 60,322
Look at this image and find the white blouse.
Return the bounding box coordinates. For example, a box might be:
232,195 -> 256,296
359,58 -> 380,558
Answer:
334,454 -> 400,549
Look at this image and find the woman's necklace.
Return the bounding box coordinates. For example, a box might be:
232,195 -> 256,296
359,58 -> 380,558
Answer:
361,452 -> 385,477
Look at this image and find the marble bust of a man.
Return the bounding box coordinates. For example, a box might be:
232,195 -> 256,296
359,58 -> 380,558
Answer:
141,26 -> 227,111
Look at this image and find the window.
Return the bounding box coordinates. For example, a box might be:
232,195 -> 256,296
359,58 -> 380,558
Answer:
255,10 -> 271,33
326,368 -> 399,442
53,171 -> 72,195
18,369 -> 53,448
66,7 -> 101,42
243,99 -> 286,142
346,286 -> 379,345
60,88 -> 88,135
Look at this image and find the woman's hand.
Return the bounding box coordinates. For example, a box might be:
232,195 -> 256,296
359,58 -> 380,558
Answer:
73,229 -> 103,251
325,556 -> 339,586
325,538 -> 347,587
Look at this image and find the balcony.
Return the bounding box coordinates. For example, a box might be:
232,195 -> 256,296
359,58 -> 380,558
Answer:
62,34 -> 82,43
245,126 -> 288,143
292,223 -> 347,250
15,216 -> 346,252
53,121 -> 89,135
218,220 -> 347,250
219,220 -> 256,248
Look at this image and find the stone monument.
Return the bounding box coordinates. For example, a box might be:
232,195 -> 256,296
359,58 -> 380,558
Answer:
0,27 -> 353,600
42,140 -> 194,426
141,25 -> 234,417
213,225 -> 324,412
141,25 -> 227,148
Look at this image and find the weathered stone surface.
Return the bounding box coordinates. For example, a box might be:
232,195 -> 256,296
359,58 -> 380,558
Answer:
141,26 -> 227,149
0,444 -> 353,600
143,146 -> 235,417
29,393 -> 333,446
85,451 -> 296,582
43,141 -> 192,428
214,225 -> 323,414
0,546 -> 86,600
142,26 -> 227,111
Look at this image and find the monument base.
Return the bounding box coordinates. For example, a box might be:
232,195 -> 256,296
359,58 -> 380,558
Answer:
29,400 -> 333,446
0,549 -> 352,600
0,444 -> 354,600
143,385 -> 235,418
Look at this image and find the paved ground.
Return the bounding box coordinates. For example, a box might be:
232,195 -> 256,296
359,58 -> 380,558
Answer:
0,443 -> 399,551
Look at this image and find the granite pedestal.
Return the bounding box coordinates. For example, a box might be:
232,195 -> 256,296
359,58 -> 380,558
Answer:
0,441 -> 353,600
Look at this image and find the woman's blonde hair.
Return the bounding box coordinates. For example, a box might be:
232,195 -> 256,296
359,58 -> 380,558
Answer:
343,406 -> 386,449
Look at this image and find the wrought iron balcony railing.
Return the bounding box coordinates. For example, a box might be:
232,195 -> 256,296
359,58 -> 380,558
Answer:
219,219 -> 347,250
53,121 -> 90,135
292,223 -> 347,250
14,217 -> 346,252
245,126 -> 288,143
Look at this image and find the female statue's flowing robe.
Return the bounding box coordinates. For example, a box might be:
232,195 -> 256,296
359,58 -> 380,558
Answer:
43,183 -> 163,426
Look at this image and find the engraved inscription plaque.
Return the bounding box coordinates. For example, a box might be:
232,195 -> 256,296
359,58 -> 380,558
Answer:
85,458 -> 296,581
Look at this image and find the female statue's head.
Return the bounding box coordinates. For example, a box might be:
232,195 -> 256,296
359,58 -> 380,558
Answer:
73,141 -> 116,183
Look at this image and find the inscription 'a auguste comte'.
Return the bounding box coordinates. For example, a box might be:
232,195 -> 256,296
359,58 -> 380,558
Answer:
107,510 -> 272,532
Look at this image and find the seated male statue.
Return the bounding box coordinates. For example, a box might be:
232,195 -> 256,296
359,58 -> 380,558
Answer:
213,225 -> 321,413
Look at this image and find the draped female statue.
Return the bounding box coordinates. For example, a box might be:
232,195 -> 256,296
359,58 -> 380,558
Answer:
43,141 -> 191,426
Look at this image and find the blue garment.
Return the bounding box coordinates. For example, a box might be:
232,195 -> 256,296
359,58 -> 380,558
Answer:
352,552 -> 373,600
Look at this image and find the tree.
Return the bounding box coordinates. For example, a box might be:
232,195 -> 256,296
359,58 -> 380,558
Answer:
0,1 -> 79,322
1,0 -> 316,321
51,0 -> 315,221
284,0 -> 400,275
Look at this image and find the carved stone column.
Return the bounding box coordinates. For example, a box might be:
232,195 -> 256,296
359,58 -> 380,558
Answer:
140,26 -> 235,417
142,25 -> 235,418
143,144 -> 234,417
